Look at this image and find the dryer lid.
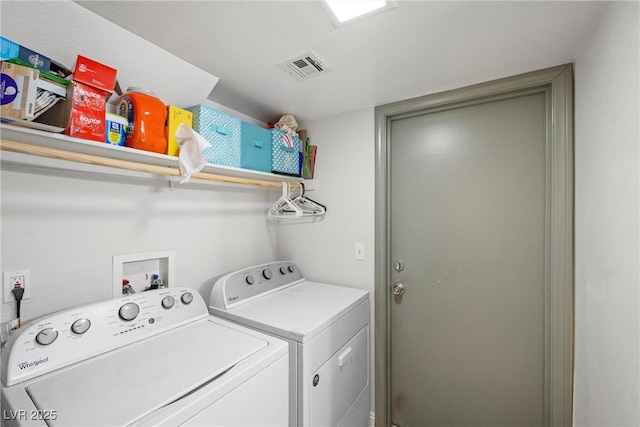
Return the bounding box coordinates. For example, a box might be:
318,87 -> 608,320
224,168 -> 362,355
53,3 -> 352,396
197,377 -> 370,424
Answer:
23,318 -> 267,426
220,281 -> 369,342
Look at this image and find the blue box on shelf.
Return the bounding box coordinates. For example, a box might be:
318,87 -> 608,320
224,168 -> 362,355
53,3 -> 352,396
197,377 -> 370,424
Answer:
271,129 -> 302,176
185,104 -> 241,167
1,36 -> 51,72
241,122 -> 272,173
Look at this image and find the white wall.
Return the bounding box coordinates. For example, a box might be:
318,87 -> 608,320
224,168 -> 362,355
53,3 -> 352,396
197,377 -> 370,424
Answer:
0,1 -> 219,110
0,0 -> 282,324
574,2 -> 640,425
4,1 -> 639,424
278,107 -> 376,412
278,108 -> 375,291
0,166 -> 278,323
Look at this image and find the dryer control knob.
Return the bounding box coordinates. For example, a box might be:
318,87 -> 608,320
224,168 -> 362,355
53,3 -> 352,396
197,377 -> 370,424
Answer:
262,269 -> 273,280
36,328 -> 58,345
279,267 -> 287,275
287,265 -> 295,273
71,318 -> 91,334
181,292 -> 194,305
161,296 -> 175,309
119,302 -> 140,321
246,275 -> 255,285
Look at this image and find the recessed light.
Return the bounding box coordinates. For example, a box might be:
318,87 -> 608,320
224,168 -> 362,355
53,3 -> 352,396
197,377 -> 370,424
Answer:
324,0 -> 397,27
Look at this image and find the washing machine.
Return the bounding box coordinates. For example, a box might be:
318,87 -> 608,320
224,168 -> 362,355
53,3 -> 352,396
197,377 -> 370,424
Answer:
1,287 -> 288,426
209,261 -> 370,427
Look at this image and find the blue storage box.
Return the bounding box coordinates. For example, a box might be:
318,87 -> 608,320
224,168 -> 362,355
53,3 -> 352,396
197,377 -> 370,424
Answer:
272,129 -> 302,176
185,104 -> 241,167
1,36 -> 51,72
241,122 -> 272,172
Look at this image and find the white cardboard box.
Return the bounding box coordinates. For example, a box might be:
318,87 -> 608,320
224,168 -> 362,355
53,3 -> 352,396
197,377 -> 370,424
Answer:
1,61 -> 39,120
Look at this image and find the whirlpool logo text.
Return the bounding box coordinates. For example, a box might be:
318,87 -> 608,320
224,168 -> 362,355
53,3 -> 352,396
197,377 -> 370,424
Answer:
18,357 -> 48,370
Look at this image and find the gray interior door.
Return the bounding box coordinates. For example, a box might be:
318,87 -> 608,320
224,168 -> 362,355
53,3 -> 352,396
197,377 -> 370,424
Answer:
389,92 -> 548,427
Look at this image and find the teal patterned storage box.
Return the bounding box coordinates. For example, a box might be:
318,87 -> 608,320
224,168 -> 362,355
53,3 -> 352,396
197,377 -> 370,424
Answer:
241,122 -> 272,172
271,129 -> 302,176
186,105 -> 241,167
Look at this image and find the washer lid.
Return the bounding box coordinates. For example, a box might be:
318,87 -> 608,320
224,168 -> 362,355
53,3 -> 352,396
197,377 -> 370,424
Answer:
24,318 -> 267,426
220,281 -> 369,342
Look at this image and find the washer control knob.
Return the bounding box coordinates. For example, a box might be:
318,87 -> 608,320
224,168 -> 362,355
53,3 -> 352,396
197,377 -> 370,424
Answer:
71,318 -> 91,335
245,275 -> 255,285
262,268 -> 273,280
288,265 -> 295,273
279,266 -> 287,275
119,302 -> 140,321
161,296 -> 175,309
36,328 -> 58,345
181,292 -> 194,305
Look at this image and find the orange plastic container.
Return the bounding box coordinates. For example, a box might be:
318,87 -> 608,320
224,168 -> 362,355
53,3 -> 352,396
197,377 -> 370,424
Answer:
117,88 -> 167,154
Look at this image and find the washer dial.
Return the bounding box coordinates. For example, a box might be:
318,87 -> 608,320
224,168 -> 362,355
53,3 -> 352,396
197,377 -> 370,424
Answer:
36,328 -> 58,345
119,302 -> 140,321
181,292 -> 194,304
71,318 -> 91,335
161,296 -> 175,309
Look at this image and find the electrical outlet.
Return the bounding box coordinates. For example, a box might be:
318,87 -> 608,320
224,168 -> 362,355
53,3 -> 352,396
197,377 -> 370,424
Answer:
3,270 -> 32,303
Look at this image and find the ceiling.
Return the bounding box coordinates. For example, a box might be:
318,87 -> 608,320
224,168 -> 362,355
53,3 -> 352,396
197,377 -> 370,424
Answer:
72,2 -> 605,123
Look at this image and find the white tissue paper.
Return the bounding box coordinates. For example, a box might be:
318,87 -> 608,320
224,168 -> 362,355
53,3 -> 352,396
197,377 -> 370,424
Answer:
175,123 -> 211,183
274,114 -> 298,137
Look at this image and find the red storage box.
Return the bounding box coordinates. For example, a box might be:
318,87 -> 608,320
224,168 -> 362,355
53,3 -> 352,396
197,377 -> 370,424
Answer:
72,55 -> 117,93
64,55 -> 117,142
65,81 -> 111,142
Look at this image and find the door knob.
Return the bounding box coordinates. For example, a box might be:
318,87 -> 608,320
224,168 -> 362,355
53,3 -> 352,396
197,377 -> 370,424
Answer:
392,282 -> 406,296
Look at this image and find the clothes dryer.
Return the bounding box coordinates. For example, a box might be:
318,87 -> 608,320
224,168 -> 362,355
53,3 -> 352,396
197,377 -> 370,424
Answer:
1,287 -> 288,426
209,261 -> 370,427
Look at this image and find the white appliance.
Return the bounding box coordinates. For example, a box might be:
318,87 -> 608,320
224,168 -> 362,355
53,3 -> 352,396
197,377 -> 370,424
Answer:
1,287 -> 288,427
209,261 -> 370,427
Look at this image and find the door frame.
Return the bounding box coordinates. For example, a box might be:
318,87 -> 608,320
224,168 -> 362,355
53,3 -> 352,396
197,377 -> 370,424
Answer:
374,64 -> 574,427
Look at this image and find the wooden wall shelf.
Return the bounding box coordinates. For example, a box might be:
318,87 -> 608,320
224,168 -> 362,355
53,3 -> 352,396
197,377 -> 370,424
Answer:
0,124 -> 305,190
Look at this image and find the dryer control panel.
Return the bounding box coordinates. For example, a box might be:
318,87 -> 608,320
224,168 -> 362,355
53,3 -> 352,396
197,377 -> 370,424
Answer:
1,287 -> 208,387
210,261 -> 304,310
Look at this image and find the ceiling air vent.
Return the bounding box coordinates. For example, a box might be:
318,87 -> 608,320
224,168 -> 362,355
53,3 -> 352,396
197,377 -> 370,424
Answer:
278,52 -> 332,81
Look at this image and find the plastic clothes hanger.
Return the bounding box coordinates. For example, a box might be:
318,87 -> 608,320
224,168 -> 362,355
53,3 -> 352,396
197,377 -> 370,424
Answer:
268,183 -> 303,219
268,182 -> 327,220
291,182 -> 326,215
